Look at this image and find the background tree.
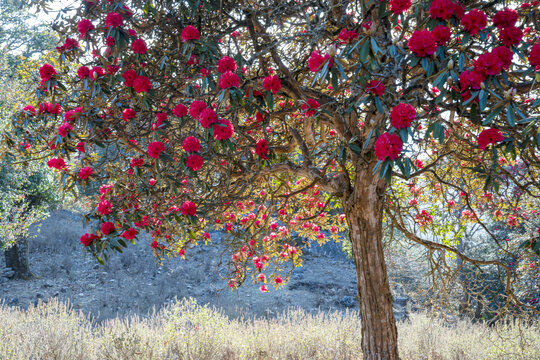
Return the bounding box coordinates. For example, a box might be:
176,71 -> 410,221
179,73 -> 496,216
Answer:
5,0 -> 540,359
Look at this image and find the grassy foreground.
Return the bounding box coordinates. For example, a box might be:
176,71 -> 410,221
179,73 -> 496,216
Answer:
0,298 -> 538,360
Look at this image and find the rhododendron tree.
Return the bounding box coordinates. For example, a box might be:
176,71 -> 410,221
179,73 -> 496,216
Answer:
6,0 -> 540,359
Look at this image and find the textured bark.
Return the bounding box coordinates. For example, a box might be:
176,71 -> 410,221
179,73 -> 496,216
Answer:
344,168 -> 400,360
4,236 -> 34,280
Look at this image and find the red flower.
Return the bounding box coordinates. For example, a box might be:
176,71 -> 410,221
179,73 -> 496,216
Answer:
58,122 -> 73,137
461,10 -> 487,35
408,30 -> 437,58
76,142 -> 86,152
474,53 -> 502,76
97,200 -> 112,215
90,66 -> 105,81
148,141 -> 165,158
180,201 -> 197,216
374,132 -> 403,160
529,43 -> 540,69
431,25 -> 451,46
429,0 -> 455,20
275,276 -> 283,285
389,0 -> 411,14
218,71 -> 240,89
47,158 -> 67,170
173,103 -> 188,117
121,228 -> 137,240
337,29 -> 358,44
493,8 -> 519,29
80,233 -> 98,246
133,75 -> 151,93
255,138 -> 269,159
181,25 -> 200,42
459,69 -> 484,90
492,46 -> 513,70
39,63 -> 56,81
122,70 -> 138,87
56,38 -> 79,52
122,108 -> 137,121
390,103 -> 416,129
262,75 -> 281,94
150,241 -> 159,249
189,101 -> 207,119
186,154 -> 203,171
77,19 -> 94,38
453,2 -> 465,19
213,119 -> 235,140
105,12 -> 123,28
22,105 -> 36,116
39,102 -> 62,114
365,80 -> 385,96
308,51 -> 329,72
301,98 -> 320,117
182,136 -> 201,153
478,128 -> 504,150
131,158 -> 144,167
198,108 -> 218,128
499,26 -> 523,47
78,166 -> 93,179
131,38 -> 148,54
217,56 -> 237,73
101,222 -> 116,235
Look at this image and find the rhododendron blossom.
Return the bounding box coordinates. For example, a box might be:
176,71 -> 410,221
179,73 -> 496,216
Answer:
389,0 -> 411,14
105,12 -> 123,28
262,75 -> 281,94
390,103 -> 416,129
408,30 -> 437,58
461,9 -> 487,35
478,128 -> 505,150
218,71 -> 240,89
182,136 -> 201,153
255,138 -> 269,159
217,56 -> 237,73
181,25 -> 200,42
301,99 -> 320,117
180,201 -> 197,216
186,154 -> 204,171
78,166 -> 93,179
374,132 -> 403,160
147,141 -> 165,158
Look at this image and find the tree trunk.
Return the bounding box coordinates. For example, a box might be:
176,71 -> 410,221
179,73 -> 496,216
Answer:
343,168 -> 400,360
4,236 -> 34,280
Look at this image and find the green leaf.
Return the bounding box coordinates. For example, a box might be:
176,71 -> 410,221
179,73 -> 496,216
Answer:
359,39 -> 370,63
482,105 -> 504,125
506,104 -> 516,127
479,90 -> 487,112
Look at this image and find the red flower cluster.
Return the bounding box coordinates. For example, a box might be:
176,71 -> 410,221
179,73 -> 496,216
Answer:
186,154 -> 203,171
390,103 -> 416,129
22,105 -> 36,116
365,80 -> 385,96
189,101 -> 207,119
39,63 -> 56,82
47,158 -> 67,170
217,56 -> 237,73
262,75 -> 281,94
101,222 -> 115,235
408,30 -> 437,58
78,166 -> 93,179
213,119 -> 234,140
459,69 -> 483,91
80,233 -> 99,246
308,51 -> 329,72
389,0 -> 411,14
133,75 -> 151,93
478,128 -> 504,150
255,138 -> 269,159
77,19 -> 94,38
39,102 -> 61,114
301,98 -> 320,117
181,25 -> 200,42
198,108 -> 218,128
147,141 -> 165,158
180,201 -> 197,216
182,136 -> 201,153
431,25 -> 451,46
499,26 -> 523,47
374,132 -> 403,160
97,200 -> 112,215
461,9 -> 487,35
56,38 -> 79,52
76,142 -> 85,152
122,108 -> 137,121
105,12 -> 123,28
173,103 -> 188,117
529,43 -> 540,69
337,29 -> 358,44
493,8 -> 519,29
219,71 -> 240,89
58,122 -> 73,137
429,0 -> 455,20
121,228 -> 137,240
131,38 -> 148,54
415,210 -> 433,226
131,158 -> 144,167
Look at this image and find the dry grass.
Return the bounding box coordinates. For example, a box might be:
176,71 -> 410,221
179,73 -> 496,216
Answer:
0,298 -> 538,360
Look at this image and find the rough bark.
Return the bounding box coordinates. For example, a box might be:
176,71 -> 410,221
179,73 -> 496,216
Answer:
4,236 -> 34,280
344,167 -> 400,360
